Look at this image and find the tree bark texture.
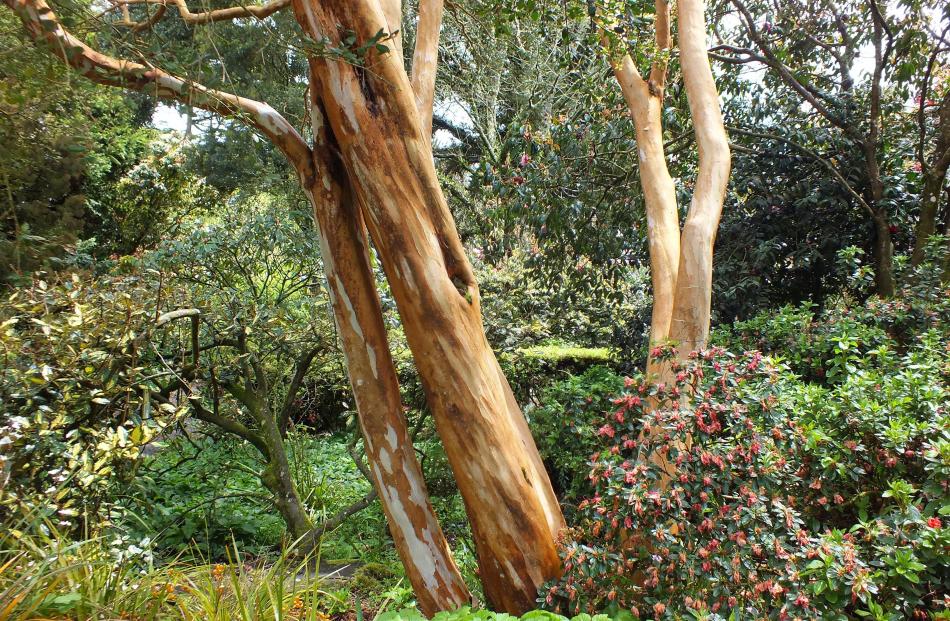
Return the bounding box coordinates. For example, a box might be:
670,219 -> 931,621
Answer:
303,80 -> 471,613
293,0 -> 565,612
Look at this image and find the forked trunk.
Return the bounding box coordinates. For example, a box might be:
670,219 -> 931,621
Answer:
612,0 -> 730,366
293,0 -> 564,611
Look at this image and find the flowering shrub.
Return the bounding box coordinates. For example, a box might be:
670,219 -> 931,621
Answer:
529,365 -> 626,504
713,276 -> 950,616
543,348 -> 873,619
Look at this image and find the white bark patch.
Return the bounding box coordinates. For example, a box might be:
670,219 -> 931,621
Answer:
378,448 -> 393,474
378,483 -> 440,592
337,287 -> 364,342
324,60 -> 360,132
399,257 -> 417,292
503,559 -> 526,591
385,424 -> 398,451
366,344 -> 379,379
254,104 -> 286,136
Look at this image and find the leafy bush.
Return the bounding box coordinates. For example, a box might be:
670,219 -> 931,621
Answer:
547,275 -> 950,619
528,366 -> 625,504
0,271 -> 183,533
502,343 -> 618,408
544,348 -> 871,619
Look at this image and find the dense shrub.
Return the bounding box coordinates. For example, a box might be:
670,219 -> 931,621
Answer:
528,366 -> 625,504
503,343 -> 618,407
544,348 -> 871,619
0,271 -> 182,532
546,278 -> 949,619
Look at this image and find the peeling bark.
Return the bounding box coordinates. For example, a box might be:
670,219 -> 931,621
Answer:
293,0 -> 564,611
303,78 -> 471,614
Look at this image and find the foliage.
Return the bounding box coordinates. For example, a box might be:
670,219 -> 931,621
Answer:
0,9 -> 176,279
0,512 -> 334,621
548,268 -> 950,618
545,348 -> 871,619
528,366 -> 626,504
121,436 -> 286,559
377,606 -> 617,621
0,271 -> 182,534
502,343 -> 619,406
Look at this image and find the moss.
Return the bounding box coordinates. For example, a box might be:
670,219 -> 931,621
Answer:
350,561 -> 400,595
514,344 -> 614,365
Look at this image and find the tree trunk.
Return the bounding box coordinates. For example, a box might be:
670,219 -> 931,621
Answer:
611,54 -> 679,376
871,211 -> 897,297
293,0 -> 564,612
911,91 -> 950,268
667,0 -> 731,356
302,82 -> 471,614
257,416 -> 317,544
611,0 -> 730,363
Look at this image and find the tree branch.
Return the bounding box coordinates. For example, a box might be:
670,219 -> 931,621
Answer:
4,0 -> 314,181
728,0 -> 854,137
112,0 -> 290,28
727,125 -> 874,218
409,0 -> 444,145
188,395 -> 270,457
277,347 -> 320,435
306,488 -> 377,540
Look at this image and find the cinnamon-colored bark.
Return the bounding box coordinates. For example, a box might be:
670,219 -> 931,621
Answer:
294,0 -> 564,612
611,0 -> 731,363
305,83 -> 470,613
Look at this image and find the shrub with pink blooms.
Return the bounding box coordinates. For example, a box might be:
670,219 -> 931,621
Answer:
541,347 -> 872,619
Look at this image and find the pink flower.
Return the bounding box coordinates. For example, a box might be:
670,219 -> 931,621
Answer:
519,153 -> 532,167
927,517 -> 942,528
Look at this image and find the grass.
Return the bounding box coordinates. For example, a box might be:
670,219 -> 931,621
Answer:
0,512 -> 351,621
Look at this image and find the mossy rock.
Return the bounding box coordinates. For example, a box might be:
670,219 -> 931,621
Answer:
350,561 -> 400,595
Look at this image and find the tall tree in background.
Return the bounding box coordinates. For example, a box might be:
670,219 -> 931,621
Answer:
2,0 -> 564,611
712,0 -> 950,296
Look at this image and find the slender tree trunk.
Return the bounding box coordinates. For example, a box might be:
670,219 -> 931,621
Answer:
293,0 -> 564,612
871,211 -> 897,297
257,411 -> 317,544
609,0 -> 680,378
301,80 -> 470,613
611,57 -> 679,375
912,91 -> 950,268
860,141 -> 896,297
667,0 -> 731,356
611,0 -> 729,364
864,12 -> 897,298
